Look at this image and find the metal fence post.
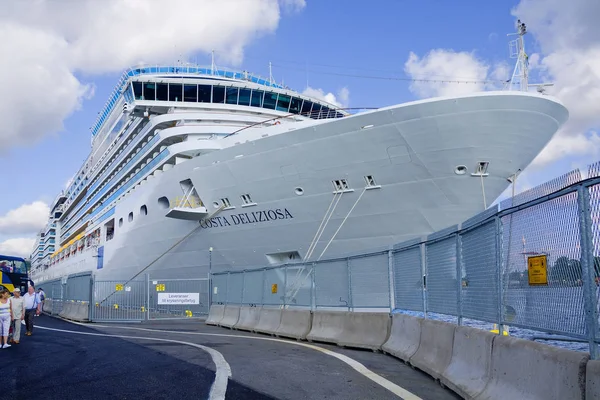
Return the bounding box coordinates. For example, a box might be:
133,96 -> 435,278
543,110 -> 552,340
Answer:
89,274 -> 95,322
495,215 -> 505,335
241,271 -> 246,306
577,185 -> 599,359
261,268 -> 266,307
456,233 -> 463,326
283,265 -> 288,307
421,242 -> 428,318
145,273 -> 150,320
388,247 -> 395,313
347,258 -> 353,311
310,262 -> 316,312
225,272 -> 230,305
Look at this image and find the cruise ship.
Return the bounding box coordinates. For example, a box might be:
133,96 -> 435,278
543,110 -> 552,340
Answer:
29,31 -> 569,283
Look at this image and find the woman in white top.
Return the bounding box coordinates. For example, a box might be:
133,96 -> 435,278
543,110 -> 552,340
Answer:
0,289 -> 13,348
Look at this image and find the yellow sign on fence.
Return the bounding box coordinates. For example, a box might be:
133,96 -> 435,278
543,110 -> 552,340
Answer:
528,255 -> 548,285
115,284 -> 124,291
271,284 -> 278,294
156,283 -> 165,292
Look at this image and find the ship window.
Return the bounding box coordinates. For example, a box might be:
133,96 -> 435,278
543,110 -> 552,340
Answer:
289,97 -> 302,114
301,100 -> 313,116
183,85 -> 197,102
133,82 -> 143,100
212,86 -> 225,103
263,92 -> 277,110
198,85 -> 211,103
311,104 -> 322,119
118,218 -> 123,227
226,87 -> 238,105
128,212 -> 133,222
276,94 -> 291,112
238,88 -> 251,106
156,83 -> 168,101
250,90 -> 264,107
140,205 -> 147,215
169,83 -> 182,102
144,82 -> 156,100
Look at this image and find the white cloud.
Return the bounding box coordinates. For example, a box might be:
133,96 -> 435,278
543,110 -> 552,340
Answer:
302,86 -> 350,109
0,201 -> 50,235
0,238 -> 37,258
0,0 -> 304,152
511,0 -> 600,166
403,49 -> 507,98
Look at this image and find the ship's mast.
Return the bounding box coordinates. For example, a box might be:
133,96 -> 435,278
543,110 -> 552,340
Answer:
507,19 -> 553,93
507,19 -> 529,92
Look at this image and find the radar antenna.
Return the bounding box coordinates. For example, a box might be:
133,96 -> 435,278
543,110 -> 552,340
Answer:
506,20 -> 553,93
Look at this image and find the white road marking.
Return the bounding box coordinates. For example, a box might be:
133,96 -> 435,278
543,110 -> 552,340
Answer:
36,325 -> 230,400
67,322 -> 422,400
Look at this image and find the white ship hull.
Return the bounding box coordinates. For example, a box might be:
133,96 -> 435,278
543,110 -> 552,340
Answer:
33,91 -> 568,282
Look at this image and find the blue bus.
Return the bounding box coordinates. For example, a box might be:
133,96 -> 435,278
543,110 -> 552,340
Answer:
0,254 -> 31,293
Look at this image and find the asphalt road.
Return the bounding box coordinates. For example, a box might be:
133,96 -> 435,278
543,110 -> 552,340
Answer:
1,316 -> 461,400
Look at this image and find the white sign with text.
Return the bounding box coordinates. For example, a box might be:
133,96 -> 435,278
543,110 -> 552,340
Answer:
157,293 -> 200,305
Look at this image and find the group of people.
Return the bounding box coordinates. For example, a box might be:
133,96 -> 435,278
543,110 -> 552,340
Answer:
0,285 -> 44,348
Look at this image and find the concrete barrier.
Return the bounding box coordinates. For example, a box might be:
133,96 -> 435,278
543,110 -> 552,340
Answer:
219,305 -> 241,328
382,313 -> 422,362
409,318 -> 455,380
44,299 -> 54,314
306,311 -> 346,345
337,312 -> 390,351
587,360 -> 600,400
441,325 -> 495,398
234,306 -> 261,332
254,307 -> 282,335
275,308 -> 312,340
475,334 -> 589,400
59,301 -> 74,319
205,304 -> 225,325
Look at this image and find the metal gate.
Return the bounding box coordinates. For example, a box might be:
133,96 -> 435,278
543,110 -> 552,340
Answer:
89,275 -> 209,322
148,277 -> 209,320
91,279 -> 147,322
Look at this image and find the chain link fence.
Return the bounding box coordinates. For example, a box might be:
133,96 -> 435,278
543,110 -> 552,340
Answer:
212,162 -> 600,358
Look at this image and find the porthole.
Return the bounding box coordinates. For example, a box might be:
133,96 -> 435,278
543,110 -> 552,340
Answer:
128,212 -> 133,222
295,187 -> 304,196
140,205 -> 148,215
118,218 -> 123,227
455,165 -> 468,175
213,201 -> 220,209
158,196 -> 169,209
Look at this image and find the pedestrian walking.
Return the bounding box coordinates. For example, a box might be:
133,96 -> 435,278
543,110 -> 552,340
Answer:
22,286 -> 41,336
0,289 -> 13,348
10,288 -> 25,344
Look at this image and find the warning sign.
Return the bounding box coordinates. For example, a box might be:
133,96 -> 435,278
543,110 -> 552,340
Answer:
528,255 -> 548,285
156,283 -> 166,292
271,284 -> 278,294
115,284 -> 123,291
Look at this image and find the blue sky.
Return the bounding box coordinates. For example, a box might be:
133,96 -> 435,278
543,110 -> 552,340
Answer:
0,0 -> 598,256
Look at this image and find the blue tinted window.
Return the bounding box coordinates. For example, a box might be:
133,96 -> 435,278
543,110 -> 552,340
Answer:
289,97 -> 302,114
198,85 -> 211,102
301,100 -> 312,116
276,94 -> 291,112
263,92 -> 277,110
226,87 -> 238,105
132,82 -> 143,100
156,83 -> 168,101
169,84 -> 182,101
212,86 -> 225,103
238,88 -> 251,106
183,85 -> 197,102
311,104 -> 321,119
320,107 -> 329,119
250,90 -> 264,107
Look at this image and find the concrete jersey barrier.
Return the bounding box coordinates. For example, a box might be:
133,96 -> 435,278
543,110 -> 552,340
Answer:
205,304 -> 225,325
475,334 -> 589,400
253,307 -> 282,335
306,311 -> 347,345
382,313 -> 422,362
409,318 -> 455,380
587,360 -> 600,400
441,324 -> 495,399
275,308 -> 312,340
219,305 -> 241,328
234,306 -> 261,332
